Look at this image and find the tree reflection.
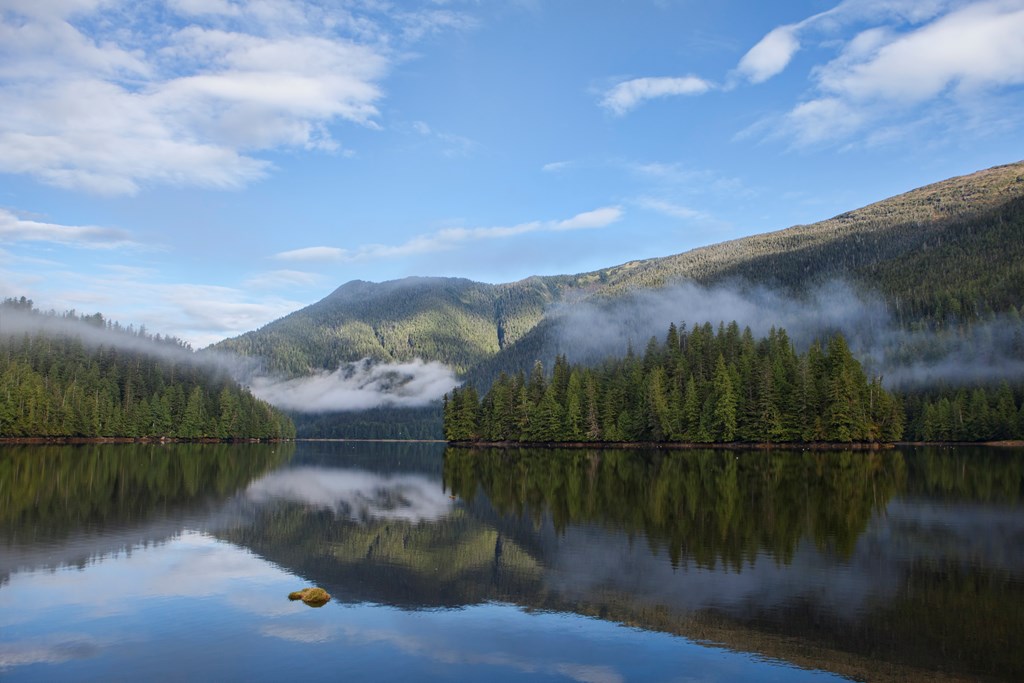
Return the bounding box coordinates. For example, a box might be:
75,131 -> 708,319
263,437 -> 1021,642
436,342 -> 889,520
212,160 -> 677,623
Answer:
445,447 -> 907,568
0,442 -> 294,537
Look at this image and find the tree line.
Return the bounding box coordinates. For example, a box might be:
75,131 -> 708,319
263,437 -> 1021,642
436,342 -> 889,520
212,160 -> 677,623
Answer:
445,321 -> 905,444
903,384 -> 1024,441
0,300 -> 295,439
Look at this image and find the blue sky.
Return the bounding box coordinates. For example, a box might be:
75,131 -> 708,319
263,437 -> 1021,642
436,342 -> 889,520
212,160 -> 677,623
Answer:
1,0 -> 1023,346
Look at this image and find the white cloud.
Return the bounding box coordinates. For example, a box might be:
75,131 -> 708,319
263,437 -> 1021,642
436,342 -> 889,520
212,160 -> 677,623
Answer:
274,246 -> 349,262
243,269 -> 321,289
778,0 -> 1024,145
168,0 -> 242,17
0,208 -> 135,248
635,198 -> 704,220
554,206 -> 623,230
23,265 -> 305,346
734,0 -> 962,85
0,1 -> 469,194
542,160 -> 573,173
818,2 -> 1024,102
600,76 -> 712,116
736,25 -> 801,84
273,207 -> 624,263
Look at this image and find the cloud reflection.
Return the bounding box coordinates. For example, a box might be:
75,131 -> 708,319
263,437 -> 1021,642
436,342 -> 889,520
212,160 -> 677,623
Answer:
245,467 -> 454,523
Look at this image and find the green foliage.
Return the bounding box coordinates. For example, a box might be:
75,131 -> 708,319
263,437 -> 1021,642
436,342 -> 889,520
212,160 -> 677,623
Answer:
0,302 -> 294,440
444,447 -> 906,567
0,442 -> 294,535
447,323 -> 900,444
290,405 -> 443,440
213,276 -> 579,376
211,164 -> 1021,427
902,382 -> 1024,441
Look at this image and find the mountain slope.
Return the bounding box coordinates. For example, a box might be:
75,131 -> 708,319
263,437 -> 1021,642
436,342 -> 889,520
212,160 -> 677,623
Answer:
216,275 -> 580,375
596,161 -> 1024,310
217,161 -> 1024,381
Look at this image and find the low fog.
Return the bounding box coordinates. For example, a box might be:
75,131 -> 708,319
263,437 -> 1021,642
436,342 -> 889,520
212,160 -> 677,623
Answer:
6,280 -> 1022,415
1,307 -> 458,413
0,307 -> 200,365
548,280 -> 1024,389
245,358 -> 459,412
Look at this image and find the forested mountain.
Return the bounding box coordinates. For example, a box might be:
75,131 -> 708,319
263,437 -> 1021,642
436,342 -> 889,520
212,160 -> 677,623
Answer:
218,161 -> 1024,382
208,162 -> 1024,440
0,299 -> 294,440
215,275 -> 581,376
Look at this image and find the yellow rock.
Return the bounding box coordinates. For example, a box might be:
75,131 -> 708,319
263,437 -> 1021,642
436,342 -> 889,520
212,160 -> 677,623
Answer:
287,587 -> 331,607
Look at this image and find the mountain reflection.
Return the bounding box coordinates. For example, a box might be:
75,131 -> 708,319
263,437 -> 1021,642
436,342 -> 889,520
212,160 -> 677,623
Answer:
3,442 -> 1023,681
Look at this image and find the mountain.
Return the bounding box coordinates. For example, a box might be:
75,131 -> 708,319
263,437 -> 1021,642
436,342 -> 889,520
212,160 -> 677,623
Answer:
216,275 -> 582,376
216,161 -> 1024,385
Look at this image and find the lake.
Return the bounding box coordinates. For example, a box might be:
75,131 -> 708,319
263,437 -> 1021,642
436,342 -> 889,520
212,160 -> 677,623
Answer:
2,442 -> 1022,682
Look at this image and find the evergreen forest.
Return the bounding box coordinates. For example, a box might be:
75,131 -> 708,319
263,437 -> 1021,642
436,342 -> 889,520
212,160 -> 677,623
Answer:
445,321 -> 1024,444
445,322 -> 905,444
0,299 -> 295,440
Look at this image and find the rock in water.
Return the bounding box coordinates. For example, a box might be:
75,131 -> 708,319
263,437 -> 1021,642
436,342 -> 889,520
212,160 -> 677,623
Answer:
287,587 -> 331,607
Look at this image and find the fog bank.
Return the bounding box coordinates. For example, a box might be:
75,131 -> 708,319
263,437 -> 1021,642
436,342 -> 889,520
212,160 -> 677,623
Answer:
246,358 -> 459,412
548,280 -> 1024,389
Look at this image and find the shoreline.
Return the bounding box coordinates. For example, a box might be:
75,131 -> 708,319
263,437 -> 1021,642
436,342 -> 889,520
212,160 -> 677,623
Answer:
0,436 -> 292,445
446,439 -> 1024,450
1,437 -> 1021,448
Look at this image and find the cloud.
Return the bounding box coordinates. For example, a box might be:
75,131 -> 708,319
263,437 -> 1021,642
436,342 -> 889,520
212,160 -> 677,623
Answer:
0,1 -> 469,194
542,160 -> 573,173
274,246 -> 349,262
17,265 -> 305,347
554,206 -> 623,230
736,25 -> 801,84
634,197 -> 704,220
734,0 -> 960,85
247,358 -> 459,411
815,2 -> 1024,103
243,269 -> 321,289
737,0 -> 1024,146
272,206 -> 624,263
0,208 -> 135,248
600,76 -> 712,116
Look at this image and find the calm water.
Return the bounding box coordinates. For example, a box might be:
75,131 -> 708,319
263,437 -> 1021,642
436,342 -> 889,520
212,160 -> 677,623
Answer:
2,442 -> 1022,682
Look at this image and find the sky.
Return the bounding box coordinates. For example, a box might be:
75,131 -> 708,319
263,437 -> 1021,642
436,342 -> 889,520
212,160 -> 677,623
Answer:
1,0 -> 1023,347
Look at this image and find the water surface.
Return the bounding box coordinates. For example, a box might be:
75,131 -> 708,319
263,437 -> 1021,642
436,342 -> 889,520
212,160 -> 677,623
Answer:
2,442 -> 1022,681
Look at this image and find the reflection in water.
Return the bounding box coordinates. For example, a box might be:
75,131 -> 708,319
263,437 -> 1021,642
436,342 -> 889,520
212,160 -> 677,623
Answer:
440,446 -> 1024,681
0,442 -> 294,535
445,447 -> 906,567
0,442 -> 294,585
1,442 -> 1023,682
246,467 -> 453,523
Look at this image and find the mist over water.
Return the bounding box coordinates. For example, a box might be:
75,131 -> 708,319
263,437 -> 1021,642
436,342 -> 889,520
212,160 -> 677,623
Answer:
548,280 -> 1024,389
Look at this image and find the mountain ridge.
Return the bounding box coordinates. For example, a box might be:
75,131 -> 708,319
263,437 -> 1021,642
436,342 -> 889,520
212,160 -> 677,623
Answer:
215,160 -> 1024,381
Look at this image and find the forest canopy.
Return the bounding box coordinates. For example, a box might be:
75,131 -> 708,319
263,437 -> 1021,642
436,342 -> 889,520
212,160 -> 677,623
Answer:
0,299 -> 294,440
445,322 -> 904,444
